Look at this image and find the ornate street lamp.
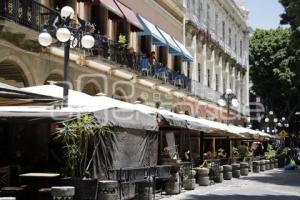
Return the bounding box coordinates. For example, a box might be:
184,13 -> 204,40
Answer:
262,111 -> 289,135
38,6 -> 95,107
218,88 -> 239,125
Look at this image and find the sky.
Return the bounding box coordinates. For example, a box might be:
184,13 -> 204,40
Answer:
244,0 -> 285,30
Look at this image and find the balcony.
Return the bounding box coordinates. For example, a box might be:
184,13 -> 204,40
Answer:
0,0 -> 58,32
0,0 -> 189,91
189,80 -> 222,103
185,9 -> 198,28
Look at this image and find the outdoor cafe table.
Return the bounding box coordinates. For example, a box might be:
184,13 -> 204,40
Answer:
19,173 -> 60,178
19,173 -> 61,199
19,172 -> 61,187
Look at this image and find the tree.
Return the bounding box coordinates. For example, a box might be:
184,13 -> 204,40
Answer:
280,0 -> 300,48
250,28 -> 300,120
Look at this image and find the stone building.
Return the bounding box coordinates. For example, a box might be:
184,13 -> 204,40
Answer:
0,0 -> 250,124
184,0 -> 250,123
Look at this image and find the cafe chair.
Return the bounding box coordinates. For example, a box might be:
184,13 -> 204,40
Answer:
140,58 -> 150,76
0,166 -> 26,200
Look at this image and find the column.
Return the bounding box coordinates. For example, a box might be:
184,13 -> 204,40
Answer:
192,33 -> 198,81
230,140 -> 233,158
219,56 -> 224,93
201,38 -> 207,86
236,70 -> 240,101
200,132 -> 204,161
225,61 -> 230,90
212,137 -> 216,158
245,66 -> 250,106
40,0 -> 49,7
77,2 -> 84,19
232,67 -> 236,92
211,48 -> 216,90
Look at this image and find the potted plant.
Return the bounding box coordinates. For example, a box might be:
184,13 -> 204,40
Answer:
276,147 -> 288,168
264,144 -> 276,160
232,147 -> 240,163
56,114 -> 111,200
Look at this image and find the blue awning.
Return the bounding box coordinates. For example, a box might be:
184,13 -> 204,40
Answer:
156,27 -> 182,55
173,38 -> 194,62
137,15 -> 167,46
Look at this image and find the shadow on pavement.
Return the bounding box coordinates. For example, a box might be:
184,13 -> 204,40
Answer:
184,194 -> 300,200
242,169 -> 300,187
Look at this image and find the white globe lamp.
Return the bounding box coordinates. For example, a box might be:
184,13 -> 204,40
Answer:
218,99 -> 226,107
231,98 -> 239,108
81,35 -> 95,49
61,6 -> 74,19
226,88 -> 233,95
56,28 -> 71,43
38,32 -> 52,47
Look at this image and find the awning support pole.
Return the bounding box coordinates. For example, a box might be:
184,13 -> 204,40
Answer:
200,131 -> 204,162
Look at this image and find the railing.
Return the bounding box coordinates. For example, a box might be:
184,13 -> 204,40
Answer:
0,0 -> 190,90
0,0 -> 58,32
90,38 -> 190,89
189,80 -> 222,103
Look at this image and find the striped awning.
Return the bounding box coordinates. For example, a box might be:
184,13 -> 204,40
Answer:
137,15 -> 167,46
156,27 -> 182,55
173,38 -> 193,62
78,0 -> 143,30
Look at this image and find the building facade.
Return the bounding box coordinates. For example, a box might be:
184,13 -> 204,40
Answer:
0,0 -> 250,124
184,0 -> 250,122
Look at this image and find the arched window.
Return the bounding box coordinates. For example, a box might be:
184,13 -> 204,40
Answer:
0,61 -> 29,87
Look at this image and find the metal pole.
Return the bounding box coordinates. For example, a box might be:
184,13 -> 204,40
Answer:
200,132 -> 204,162
226,100 -> 230,125
63,40 -> 70,107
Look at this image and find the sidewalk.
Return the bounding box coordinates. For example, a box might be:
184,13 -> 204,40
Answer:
159,169 -> 300,200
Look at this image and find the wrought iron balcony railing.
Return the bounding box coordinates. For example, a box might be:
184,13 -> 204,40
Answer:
0,0 -> 58,32
0,0 -> 190,90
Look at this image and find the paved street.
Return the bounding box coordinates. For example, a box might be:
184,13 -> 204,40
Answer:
161,169 -> 300,200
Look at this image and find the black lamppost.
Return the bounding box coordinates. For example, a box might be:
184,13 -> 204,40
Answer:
262,111 -> 289,135
218,89 -> 239,125
38,6 -> 95,107
262,111 -> 278,135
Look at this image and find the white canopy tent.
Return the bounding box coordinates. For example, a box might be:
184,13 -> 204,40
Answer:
0,85 -> 274,140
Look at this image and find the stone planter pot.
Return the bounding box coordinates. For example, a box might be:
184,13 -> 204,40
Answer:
51,186 -> 75,200
197,168 -> 210,186
61,178 -> 97,200
223,165 -> 232,180
252,161 -> 260,173
278,156 -> 285,168
260,160 -> 266,172
232,164 -> 241,178
274,158 -> 279,168
265,160 -> 270,170
97,180 -> 119,200
137,182 -> 153,200
214,166 -> 223,183
183,170 -> 196,190
269,159 -> 274,169
240,162 -> 249,176
183,178 -> 196,190
165,173 -> 180,195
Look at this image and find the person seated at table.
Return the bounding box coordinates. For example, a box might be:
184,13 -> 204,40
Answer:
161,147 -> 171,159
181,149 -> 192,162
149,51 -> 157,66
254,143 -> 264,157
